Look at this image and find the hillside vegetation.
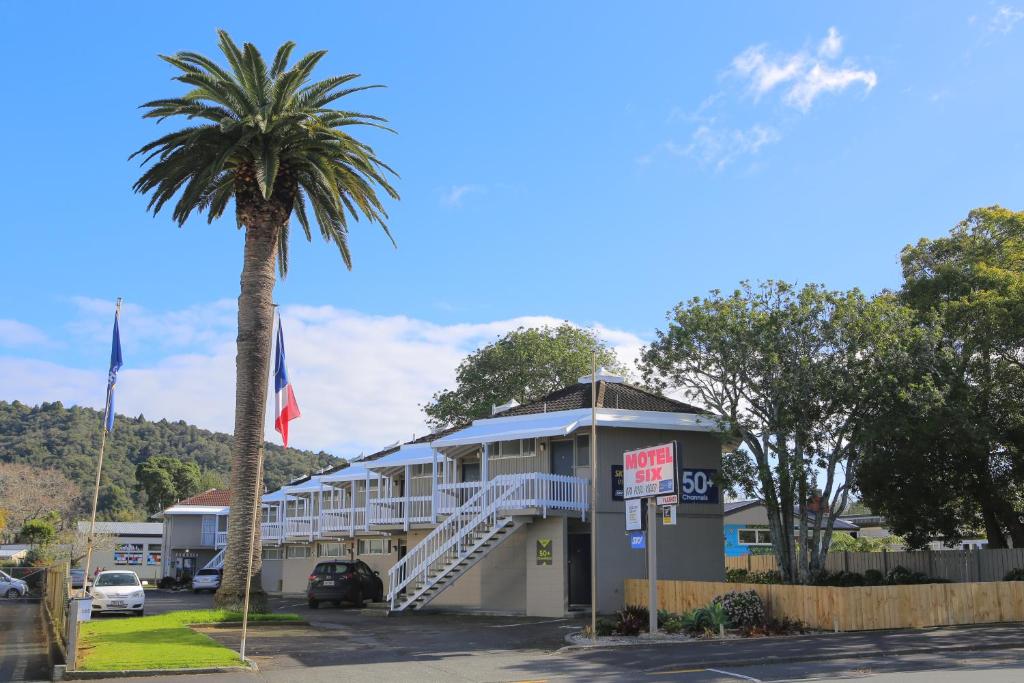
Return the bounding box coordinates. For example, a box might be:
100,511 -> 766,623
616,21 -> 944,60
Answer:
0,400 -> 340,520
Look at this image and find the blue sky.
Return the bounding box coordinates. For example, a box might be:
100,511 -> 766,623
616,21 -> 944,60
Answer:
2,1 -> 1023,454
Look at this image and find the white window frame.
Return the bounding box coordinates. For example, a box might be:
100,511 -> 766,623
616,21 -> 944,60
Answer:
318,542 -> 343,558
737,528 -> 773,546
261,546 -> 282,560
285,545 -> 312,559
358,538 -> 390,555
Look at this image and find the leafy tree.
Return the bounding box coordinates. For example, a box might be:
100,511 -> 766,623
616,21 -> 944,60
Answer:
0,462 -> 79,542
131,31 -> 397,610
135,456 -> 202,514
641,281 -> 928,582
18,516 -> 57,546
424,324 -> 624,428
857,207 -> 1024,548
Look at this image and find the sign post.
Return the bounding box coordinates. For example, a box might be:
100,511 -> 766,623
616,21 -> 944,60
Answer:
623,441 -> 677,635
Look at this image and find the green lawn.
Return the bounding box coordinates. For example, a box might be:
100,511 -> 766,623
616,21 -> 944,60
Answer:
77,609 -> 300,671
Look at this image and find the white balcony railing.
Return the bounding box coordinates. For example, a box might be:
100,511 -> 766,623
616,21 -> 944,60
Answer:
215,531 -> 228,548
367,496 -> 433,526
320,508 -> 366,535
437,482 -> 483,515
285,516 -> 318,539
261,521 -> 284,543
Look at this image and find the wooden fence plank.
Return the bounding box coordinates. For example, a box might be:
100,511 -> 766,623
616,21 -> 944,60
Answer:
626,578 -> 1024,632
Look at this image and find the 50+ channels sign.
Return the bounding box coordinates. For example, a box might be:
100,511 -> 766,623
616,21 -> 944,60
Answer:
622,442 -> 677,499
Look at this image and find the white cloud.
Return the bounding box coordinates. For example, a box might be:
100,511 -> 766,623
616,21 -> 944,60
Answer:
818,26 -> 843,59
0,319 -> 51,347
440,184 -> 483,208
667,124 -> 781,171
990,6 -> 1024,33
731,27 -> 877,111
0,301 -> 647,457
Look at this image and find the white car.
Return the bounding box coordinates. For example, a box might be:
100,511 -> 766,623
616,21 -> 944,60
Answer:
90,570 -> 145,616
0,570 -> 28,598
191,568 -> 222,593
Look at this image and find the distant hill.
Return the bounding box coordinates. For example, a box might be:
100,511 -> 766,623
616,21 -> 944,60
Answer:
0,400 -> 341,520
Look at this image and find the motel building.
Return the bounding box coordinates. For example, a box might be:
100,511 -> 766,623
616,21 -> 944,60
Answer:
256,371 -> 726,617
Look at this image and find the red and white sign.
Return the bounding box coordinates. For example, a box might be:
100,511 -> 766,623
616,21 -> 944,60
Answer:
623,442 -> 677,499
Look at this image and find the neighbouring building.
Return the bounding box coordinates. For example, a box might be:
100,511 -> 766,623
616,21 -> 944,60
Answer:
0,544 -> 30,564
158,489 -> 230,581
74,521 -> 164,582
839,512 -> 992,551
256,371 -> 726,616
723,500 -> 860,557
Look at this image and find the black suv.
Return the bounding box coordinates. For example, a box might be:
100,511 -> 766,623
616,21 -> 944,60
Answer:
307,560 -> 384,609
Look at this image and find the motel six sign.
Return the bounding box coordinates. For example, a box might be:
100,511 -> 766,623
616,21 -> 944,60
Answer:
623,442 -> 677,499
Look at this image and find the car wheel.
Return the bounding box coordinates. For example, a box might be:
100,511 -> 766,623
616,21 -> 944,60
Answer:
5,588 -> 19,599
193,589 -> 199,594
308,598 -> 319,609
134,609 -> 144,617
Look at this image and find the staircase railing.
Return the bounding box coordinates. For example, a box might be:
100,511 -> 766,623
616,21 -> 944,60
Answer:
387,472 -> 589,610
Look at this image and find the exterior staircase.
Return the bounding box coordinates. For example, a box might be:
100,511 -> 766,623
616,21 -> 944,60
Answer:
202,548 -> 225,571
387,472 -> 588,612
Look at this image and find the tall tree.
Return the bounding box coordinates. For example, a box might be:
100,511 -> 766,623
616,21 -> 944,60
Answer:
131,31 -> 398,610
857,206 -> 1024,548
641,282 -> 926,582
0,463 -> 79,543
424,324 -> 624,429
135,456 -> 202,514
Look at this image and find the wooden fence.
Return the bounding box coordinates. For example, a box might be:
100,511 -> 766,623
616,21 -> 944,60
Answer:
725,547 -> 1024,583
42,563 -> 70,658
624,578 -> 1024,631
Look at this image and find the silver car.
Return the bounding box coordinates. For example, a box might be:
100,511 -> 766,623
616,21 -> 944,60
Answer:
0,570 -> 28,598
191,568 -> 221,593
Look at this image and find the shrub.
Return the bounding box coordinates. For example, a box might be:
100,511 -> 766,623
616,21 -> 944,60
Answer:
662,616 -> 686,634
705,601 -> 730,631
615,605 -> 649,635
726,568 -> 750,583
657,609 -> 672,628
863,569 -> 884,585
1004,568 -> 1024,581
884,565 -> 949,585
712,590 -> 766,629
747,570 -> 783,584
594,618 -> 615,636
810,569 -> 865,587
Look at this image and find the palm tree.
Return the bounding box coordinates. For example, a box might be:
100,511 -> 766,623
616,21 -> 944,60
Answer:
131,30 -> 398,610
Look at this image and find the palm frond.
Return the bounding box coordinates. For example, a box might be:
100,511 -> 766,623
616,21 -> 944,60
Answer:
132,30 -> 399,275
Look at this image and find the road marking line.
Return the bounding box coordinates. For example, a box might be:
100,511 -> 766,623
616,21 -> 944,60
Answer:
647,668 -> 705,674
706,668 -> 762,682
488,619 -> 567,628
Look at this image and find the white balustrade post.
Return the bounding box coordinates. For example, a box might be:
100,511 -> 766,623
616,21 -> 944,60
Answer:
364,471 -> 371,531
349,481 -> 356,536
431,449 -> 439,524
481,443 -> 490,509
404,464 -> 411,531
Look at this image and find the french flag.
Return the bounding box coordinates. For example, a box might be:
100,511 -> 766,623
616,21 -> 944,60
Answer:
274,318 -> 300,448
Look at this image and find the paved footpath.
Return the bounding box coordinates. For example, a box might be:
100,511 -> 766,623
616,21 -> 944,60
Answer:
0,599 -> 51,683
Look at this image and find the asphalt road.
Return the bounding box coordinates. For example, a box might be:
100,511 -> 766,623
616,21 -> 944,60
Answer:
59,592 -> 1024,682
0,599 -> 51,683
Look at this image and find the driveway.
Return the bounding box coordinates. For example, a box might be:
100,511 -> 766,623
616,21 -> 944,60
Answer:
0,599 -> 51,683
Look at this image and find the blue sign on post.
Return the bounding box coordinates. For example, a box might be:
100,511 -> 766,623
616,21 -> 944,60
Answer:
629,531 -> 646,550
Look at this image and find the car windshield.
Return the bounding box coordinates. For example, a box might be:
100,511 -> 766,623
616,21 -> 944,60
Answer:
95,573 -> 140,587
196,569 -> 219,576
315,562 -> 354,575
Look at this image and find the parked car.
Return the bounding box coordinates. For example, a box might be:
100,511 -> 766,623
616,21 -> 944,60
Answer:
306,560 -> 383,609
89,570 -> 145,616
0,570 -> 28,598
191,568 -> 222,593
69,568 -> 85,589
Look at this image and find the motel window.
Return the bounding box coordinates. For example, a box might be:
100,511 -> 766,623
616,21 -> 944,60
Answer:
262,546 -> 281,560
461,462 -> 481,483
319,542 -> 343,558
575,434 -> 590,467
285,545 -> 312,559
737,529 -> 773,546
358,538 -> 390,555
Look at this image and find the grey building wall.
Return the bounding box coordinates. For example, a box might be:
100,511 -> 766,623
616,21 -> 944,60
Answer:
592,427 -> 724,613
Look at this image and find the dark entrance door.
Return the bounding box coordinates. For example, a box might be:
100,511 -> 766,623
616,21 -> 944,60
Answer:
551,440 -> 574,477
568,534 -> 591,605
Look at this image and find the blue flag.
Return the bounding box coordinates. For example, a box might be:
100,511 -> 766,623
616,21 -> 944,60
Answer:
105,312 -> 123,432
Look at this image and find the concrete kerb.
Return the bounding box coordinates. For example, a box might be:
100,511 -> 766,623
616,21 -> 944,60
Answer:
61,661 -> 257,680
559,629 -> 1024,671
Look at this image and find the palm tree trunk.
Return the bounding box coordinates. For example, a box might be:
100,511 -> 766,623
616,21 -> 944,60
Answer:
215,210 -> 279,612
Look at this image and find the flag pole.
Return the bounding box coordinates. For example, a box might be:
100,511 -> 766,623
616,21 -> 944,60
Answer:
82,297 -> 121,597
590,351 -> 598,640
239,306 -> 275,663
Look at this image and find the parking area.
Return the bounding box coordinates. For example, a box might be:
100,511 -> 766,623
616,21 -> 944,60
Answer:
0,599 -> 52,682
